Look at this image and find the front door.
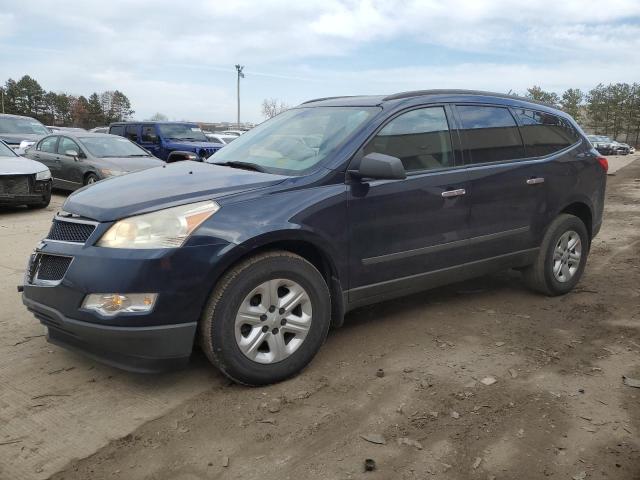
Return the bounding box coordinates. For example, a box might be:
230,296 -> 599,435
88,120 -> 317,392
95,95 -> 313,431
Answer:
347,105 -> 471,304
140,124 -> 161,157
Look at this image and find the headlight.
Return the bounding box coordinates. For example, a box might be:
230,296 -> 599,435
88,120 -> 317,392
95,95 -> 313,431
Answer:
97,200 -> 219,249
35,169 -> 51,181
19,140 -> 35,151
100,168 -> 127,177
83,293 -> 157,316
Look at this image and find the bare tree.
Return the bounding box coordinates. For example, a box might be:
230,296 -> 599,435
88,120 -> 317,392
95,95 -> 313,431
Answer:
261,98 -> 289,119
148,112 -> 168,121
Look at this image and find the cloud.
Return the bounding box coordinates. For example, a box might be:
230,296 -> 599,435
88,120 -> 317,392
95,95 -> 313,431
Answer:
0,1 -> 639,121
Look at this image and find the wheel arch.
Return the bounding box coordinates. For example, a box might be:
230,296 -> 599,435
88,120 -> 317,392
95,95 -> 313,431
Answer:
559,201 -> 593,241
212,232 -> 346,329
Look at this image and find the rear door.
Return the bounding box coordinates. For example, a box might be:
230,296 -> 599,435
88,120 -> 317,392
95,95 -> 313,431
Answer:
31,136 -> 59,183
347,105 -> 472,304
455,104 -> 547,260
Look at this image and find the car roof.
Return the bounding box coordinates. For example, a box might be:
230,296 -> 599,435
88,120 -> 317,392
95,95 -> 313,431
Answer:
109,121 -> 198,126
300,89 -> 562,112
0,113 -> 43,121
42,132 -> 121,140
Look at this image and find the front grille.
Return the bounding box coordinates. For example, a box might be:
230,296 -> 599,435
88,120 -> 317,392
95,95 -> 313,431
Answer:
199,147 -> 220,158
0,175 -> 30,195
29,254 -> 72,283
47,219 -> 95,243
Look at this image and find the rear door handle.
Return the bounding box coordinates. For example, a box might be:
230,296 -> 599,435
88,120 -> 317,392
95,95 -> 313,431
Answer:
441,188 -> 466,198
526,177 -> 545,185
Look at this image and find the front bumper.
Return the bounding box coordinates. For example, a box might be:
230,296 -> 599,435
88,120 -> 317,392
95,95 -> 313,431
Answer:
21,222 -> 235,372
0,179 -> 50,206
23,296 -> 196,373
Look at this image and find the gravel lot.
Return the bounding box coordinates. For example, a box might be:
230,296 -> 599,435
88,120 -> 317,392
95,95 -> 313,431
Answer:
1,156 -> 639,480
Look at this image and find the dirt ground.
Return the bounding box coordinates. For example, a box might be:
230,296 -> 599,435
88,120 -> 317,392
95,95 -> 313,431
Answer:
1,156 -> 639,480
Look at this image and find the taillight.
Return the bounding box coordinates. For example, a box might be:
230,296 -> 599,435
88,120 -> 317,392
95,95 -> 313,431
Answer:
597,156 -> 608,173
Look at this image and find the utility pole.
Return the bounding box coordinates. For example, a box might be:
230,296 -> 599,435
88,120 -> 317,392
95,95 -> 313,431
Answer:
235,64 -> 244,128
1,88 -> 4,114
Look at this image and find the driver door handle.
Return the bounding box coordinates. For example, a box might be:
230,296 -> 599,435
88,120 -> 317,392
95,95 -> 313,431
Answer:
526,177 -> 545,185
441,188 -> 466,198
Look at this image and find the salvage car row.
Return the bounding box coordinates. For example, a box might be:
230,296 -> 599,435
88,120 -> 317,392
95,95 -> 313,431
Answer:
0,113 -> 244,208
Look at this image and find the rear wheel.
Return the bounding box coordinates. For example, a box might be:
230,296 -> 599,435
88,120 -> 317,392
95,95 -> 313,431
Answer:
523,214 -> 589,296
199,251 -> 331,386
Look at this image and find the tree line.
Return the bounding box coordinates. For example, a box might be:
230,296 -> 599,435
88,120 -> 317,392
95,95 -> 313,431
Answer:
524,83 -> 640,145
0,75 -> 134,129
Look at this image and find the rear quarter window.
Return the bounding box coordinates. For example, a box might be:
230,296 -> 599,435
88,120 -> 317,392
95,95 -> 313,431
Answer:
513,109 -> 580,157
456,105 -> 525,164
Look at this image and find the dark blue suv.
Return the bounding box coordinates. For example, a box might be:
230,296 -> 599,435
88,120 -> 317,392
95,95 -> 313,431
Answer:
22,90 -> 607,385
109,121 -> 224,162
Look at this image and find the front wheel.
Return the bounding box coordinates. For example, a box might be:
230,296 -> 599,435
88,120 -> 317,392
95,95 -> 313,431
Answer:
523,214 -> 589,296
84,173 -> 99,186
199,251 -> 331,386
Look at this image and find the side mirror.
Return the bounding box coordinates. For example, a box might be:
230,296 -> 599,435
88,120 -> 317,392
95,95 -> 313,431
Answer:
351,152 -> 406,180
166,150 -> 199,163
65,149 -> 79,159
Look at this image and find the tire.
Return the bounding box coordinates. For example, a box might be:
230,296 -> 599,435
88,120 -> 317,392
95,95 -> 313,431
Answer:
523,214 -> 589,296
84,173 -> 99,186
199,251 -> 331,386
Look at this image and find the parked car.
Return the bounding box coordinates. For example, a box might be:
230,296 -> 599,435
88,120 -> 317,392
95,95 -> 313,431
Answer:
109,122 -> 224,162
47,126 -> 87,133
22,90 -> 606,385
204,132 -> 236,144
220,129 -> 246,137
0,140 -> 51,208
0,113 -> 50,154
24,132 -> 164,190
612,141 -> 631,155
89,127 -> 109,134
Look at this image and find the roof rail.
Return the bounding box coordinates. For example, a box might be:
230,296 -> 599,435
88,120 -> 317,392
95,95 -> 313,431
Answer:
383,89 -> 557,108
301,95 -> 359,105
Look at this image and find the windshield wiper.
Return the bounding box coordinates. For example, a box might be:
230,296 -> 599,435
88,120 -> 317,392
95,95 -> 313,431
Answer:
126,154 -> 150,157
215,161 -> 266,172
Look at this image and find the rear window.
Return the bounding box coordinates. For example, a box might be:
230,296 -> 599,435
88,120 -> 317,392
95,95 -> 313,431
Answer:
457,106 -> 525,164
513,109 -> 580,157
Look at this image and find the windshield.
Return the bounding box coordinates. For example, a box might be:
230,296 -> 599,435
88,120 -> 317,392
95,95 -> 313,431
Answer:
79,136 -> 151,158
0,117 -> 49,135
210,107 -> 379,175
0,142 -> 17,157
158,124 -> 209,142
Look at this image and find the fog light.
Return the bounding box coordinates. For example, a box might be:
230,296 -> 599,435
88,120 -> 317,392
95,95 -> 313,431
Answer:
82,293 -> 157,316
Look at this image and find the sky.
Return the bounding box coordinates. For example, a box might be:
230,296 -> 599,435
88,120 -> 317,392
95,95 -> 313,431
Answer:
1,0 -> 640,123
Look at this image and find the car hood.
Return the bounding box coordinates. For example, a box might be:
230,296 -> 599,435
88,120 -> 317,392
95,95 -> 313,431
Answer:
98,156 -> 165,172
165,140 -> 223,149
63,160 -> 287,222
0,156 -> 48,175
0,133 -> 45,146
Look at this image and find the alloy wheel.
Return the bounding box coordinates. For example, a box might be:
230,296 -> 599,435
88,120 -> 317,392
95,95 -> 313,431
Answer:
234,278 -> 312,364
552,230 -> 582,283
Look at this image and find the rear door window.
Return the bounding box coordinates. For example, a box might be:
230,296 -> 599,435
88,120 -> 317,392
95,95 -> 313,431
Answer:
364,106 -> 453,172
38,136 -> 58,153
456,105 -> 525,164
125,125 -> 139,141
512,109 -> 580,157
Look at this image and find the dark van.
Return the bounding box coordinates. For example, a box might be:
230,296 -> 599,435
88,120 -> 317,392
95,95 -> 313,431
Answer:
109,121 -> 224,162
23,90 -> 607,385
